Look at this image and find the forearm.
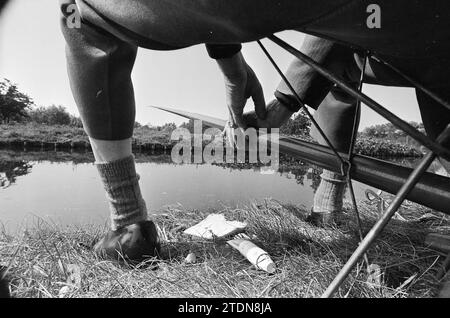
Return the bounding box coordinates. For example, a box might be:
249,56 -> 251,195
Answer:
214,51 -> 247,80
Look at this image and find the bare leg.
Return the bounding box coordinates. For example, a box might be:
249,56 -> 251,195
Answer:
309,89 -> 357,225
87,138 -> 161,262
90,138 -> 132,163
60,0 -> 160,262
89,137 -> 147,230
276,36 -> 360,226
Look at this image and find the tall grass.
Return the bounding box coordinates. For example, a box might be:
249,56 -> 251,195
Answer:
1,198 -> 448,298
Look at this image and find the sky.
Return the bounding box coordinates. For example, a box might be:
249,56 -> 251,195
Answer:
0,0 -> 422,130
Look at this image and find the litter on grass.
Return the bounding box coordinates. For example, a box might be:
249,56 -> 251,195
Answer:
227,237 -> 276,274
183,214 -> 247,239
184,214 -> 275,273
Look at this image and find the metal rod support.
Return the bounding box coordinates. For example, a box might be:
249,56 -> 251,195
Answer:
322,125 -> 450,297
267,35 -> 450,161
322,150 -> 437,297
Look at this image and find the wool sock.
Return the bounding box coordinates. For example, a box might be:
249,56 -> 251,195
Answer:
96,155 -> 148,231
313,169 -> 347,214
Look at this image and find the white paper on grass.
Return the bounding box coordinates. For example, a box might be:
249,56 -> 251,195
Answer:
183,214 -> 247,239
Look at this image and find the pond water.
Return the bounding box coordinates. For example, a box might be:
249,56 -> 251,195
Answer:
0,150 -> 446,233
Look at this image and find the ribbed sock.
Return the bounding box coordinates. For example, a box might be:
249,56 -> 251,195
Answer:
313,169 -> 347,214
96,155 -> 148,231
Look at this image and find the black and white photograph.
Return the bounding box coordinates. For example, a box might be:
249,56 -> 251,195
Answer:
0,0 -> 449,302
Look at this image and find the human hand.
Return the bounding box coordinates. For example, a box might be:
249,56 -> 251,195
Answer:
223,99 -> 295,148
216,52 -> 267,146
242,98 -> 295,130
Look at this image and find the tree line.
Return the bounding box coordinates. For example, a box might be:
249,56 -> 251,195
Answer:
0,78 -> 82,126
0,78 -> 182,131
2,78 -> 422,138
361,122 -> 424,139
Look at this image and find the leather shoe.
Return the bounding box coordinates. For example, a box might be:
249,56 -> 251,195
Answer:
94,220 -> 161,264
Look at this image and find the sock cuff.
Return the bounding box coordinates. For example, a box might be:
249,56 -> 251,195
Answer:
95,155 -> 148,230
96,155 -> 138,182
320,169 -> 346,183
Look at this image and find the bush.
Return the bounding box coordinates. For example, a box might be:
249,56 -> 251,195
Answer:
362,122 -> 424,139
355,137 -> 422,158
0,79 -> 33,123
280,110 -> 311,136
69,115 -> 83,128
27,105 -> 72,126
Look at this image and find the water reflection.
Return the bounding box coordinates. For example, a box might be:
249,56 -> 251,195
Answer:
0,158 -> 33,189
0,149 -> 445,186
0,149 -> 447,233
0,150 -> 325,191
213,160 -> 322,190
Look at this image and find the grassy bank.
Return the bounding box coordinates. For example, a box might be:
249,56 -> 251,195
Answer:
0,123 -> 89,146
1,198 -> 448,298
0,123 -> 173,151
0,123 -> 423,158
